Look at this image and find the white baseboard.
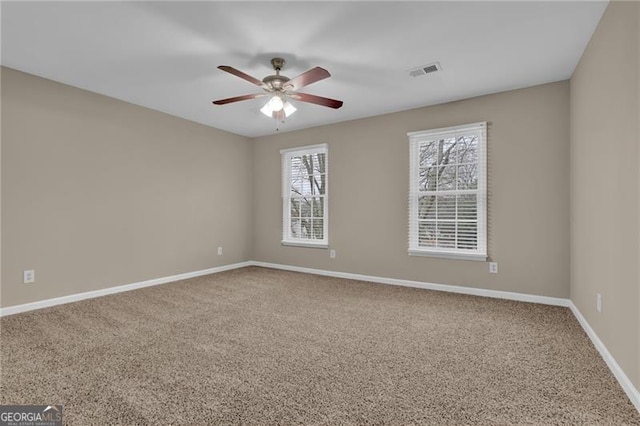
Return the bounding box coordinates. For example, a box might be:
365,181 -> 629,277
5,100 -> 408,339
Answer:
1,260 -> 569,316
250,261 -> 570,307
569,301 -> 640,412
0,261 -> 252,317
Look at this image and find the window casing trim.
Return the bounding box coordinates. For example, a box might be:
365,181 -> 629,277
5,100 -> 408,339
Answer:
408,249 -> 487,261
281,143 -> 329,247
280,143 -> 328,155
407,122 -> 486,138
281,241 -> 329,249
407,122 -> 487,259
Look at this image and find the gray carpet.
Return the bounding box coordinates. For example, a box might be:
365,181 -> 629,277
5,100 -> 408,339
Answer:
1,266 -> 638,425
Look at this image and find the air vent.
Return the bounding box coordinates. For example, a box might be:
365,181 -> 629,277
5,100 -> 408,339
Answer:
408,62 -> 441,77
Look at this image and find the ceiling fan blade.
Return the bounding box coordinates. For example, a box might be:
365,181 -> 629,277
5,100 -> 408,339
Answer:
293,92 -> 343,109
218,65 -> 264,87
284,67 -> 330,91
212,93 -> 264,105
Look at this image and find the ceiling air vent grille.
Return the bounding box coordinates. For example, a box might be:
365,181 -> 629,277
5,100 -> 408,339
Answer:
408,62 -> 441,77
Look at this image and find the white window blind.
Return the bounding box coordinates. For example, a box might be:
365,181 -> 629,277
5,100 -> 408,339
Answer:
281,144 -> 328,247
408,122 -> 487,260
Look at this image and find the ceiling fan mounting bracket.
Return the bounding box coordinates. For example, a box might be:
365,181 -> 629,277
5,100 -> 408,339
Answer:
271,57 -> 285,71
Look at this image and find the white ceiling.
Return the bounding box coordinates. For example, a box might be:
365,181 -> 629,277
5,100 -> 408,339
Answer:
1,1 -> 607,138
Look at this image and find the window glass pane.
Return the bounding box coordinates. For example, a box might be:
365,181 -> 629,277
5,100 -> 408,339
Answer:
418,195 -> 436,219
299,178 -> 313,196
291,156 -> 305,179
418,221 -> 436,247
457,164 -> 478,190
436,137 -> 457,165
437,195 -> 456,220
290,178 -> 303,196
312,219 -> 324,239
293,175 -> 324,197
458,194 -> 477,220
301,154 -> 313,176
314,174 -> 326,196
419,167 -> 437,191
290,199 -> 301,219
437,166 -> 456,191
457,135 -> 478,164
299,218 -> 312,238
436,222 -> 455,248
290,218 -> 302,238
299,198 -> 312,218
457,222 -> 478,250
419,141 -> 438,168
314,153 -> 327,174
299,153 -> 327,177
310,197 -> 324,218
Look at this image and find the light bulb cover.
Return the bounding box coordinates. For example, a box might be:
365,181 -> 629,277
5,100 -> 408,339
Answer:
262,96 -> 296,119
260,102 -> 273,117
268,95 -> 284,111
283,101 -> 297,117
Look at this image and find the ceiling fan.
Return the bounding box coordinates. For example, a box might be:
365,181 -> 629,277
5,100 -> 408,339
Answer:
212,57 -> 343,121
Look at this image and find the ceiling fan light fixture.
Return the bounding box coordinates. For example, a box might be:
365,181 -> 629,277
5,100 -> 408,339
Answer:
260,102 -> 273,117
283,101 -> 297,117
268,95 -> 284,111
262,95 -> 296,119
260,95 -> 281,116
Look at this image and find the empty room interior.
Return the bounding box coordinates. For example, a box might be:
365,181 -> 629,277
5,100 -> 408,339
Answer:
1,1 -> 640,424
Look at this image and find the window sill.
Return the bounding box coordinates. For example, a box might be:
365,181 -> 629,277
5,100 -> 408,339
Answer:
408,250 -> 487,261
282,240 -> 329,249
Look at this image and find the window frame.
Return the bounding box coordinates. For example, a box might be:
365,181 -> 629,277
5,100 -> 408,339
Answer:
407,122 -> 487,261
281,143 -> 329,248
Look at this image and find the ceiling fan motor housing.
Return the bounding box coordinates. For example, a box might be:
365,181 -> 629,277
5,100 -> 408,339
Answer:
263,74 -> 290,90
263,58 -> 290,91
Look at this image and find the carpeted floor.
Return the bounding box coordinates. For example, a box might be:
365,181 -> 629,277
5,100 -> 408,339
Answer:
1,266 -> 638,425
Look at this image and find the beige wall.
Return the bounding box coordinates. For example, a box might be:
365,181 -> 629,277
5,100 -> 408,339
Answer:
570,1 -> 640,389
0,68 -> 3,311
1,67 -> 253,308
253,82 -> 570,298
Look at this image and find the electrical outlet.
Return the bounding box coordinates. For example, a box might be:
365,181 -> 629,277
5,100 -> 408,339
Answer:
330,249 -> 336,259
217,247 -> 223,256
23,270 -> 35,284
597,293 -> 602,313
489,262 -> 498,274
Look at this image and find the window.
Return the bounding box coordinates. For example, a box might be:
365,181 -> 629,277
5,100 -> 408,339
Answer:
408,122 -> 487,260
281,144 -> 328,247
